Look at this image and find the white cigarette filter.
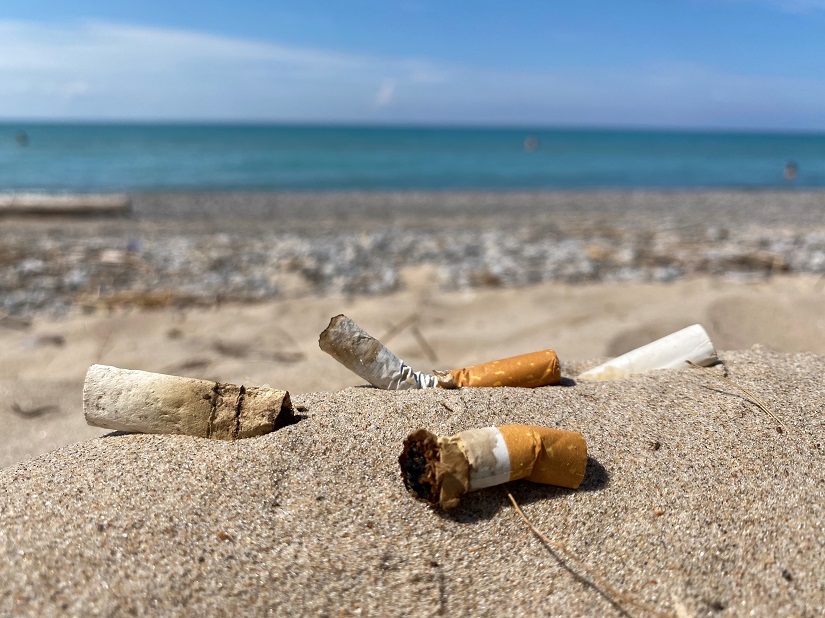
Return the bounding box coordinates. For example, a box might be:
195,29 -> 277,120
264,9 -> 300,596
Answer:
399,425 -> 588,508
83,364 -> 294,440
577,324 -> 718,381
319,315 -> 438,389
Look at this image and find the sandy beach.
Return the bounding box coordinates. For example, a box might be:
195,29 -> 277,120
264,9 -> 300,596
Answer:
1,190 -> 824,615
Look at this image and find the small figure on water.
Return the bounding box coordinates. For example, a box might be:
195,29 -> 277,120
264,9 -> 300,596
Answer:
524,135 -> 539,152
15,130 -> 29,147
784,160 -> 798,182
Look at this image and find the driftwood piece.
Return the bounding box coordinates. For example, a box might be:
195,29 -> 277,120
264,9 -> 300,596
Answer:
0,193 -> 131,217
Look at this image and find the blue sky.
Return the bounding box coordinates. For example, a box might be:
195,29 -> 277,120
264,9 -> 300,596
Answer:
2,0 -> 825,129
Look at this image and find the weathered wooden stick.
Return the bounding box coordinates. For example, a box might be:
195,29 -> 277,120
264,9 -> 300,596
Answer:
399,425 -> 587,508
0,193 -> 131,217
83,364 -> 293,440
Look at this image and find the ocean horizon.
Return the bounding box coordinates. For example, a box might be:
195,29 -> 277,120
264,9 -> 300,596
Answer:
1,122 -> 823,192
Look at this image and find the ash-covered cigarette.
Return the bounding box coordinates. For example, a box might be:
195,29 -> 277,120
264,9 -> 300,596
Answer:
435,349 -> 561,388
319,315 -> 438,389
320,314 -> 561,390
399,425 -> 587,508
83,364 -> 293,440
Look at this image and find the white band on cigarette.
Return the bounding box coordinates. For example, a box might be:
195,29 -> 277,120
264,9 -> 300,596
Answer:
459,427 -> 512,489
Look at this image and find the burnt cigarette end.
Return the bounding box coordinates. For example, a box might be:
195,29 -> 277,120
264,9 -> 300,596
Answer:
399,429 -> 442,505
399,429 -> 469,508
319,314 -> 438,389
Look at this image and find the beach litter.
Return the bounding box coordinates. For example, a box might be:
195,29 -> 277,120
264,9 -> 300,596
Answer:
0,193 -> 131,217
83,364 -> 293,439
399,424 -> 587,508
577,323 -> 717,381
319,314 -> 560,389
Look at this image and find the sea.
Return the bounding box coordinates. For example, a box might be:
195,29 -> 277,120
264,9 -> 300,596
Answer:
1,123 -> 824,192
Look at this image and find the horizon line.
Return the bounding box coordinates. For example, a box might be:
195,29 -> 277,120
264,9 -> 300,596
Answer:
2,119 -> 825,136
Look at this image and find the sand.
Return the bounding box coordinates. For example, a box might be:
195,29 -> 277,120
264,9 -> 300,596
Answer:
2,273 -> 825,469
1,190 -> 824,615
0,349 -> 822,616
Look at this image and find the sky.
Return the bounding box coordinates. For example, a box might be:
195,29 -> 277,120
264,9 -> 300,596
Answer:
2,0 -> 825,130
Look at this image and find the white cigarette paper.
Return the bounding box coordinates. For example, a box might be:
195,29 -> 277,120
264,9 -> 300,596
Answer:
83,364 -> 293,439
319,315 -> 438,389
577,323 -> 717,381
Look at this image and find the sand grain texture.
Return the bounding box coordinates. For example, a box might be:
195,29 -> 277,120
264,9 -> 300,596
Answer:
0,349 -> 822,616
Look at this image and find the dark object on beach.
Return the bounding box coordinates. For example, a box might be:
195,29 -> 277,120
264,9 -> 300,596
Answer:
11,402 -> 59,418
0,194 -> 131,217
15,131 -> 29,147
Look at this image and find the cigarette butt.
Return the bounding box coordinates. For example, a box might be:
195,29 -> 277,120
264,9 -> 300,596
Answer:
83,364 -> 293,440
319,314 -> 438,389
399,424 -> 587,508
436,349 -> 561,388
577,324 -> 717,381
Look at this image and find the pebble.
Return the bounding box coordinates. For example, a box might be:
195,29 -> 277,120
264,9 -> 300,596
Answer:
1,192 -> 824,317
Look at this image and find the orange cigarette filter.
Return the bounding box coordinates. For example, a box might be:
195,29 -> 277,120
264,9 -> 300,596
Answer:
438,349 -> 561,389
400,424 -> 587,508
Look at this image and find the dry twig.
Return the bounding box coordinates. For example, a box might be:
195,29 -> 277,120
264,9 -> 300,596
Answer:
379,314 -> 418,345
686,361 -> 787,432
411,325 -> 438,363
506,488 -> 669,618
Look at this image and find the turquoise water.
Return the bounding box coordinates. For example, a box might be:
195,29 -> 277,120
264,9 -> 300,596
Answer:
1,123 -> 823,191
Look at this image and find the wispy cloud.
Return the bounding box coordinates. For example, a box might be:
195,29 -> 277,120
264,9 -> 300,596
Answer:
0,20 -> 444,120
374,79 -> 397,108
1,19 -> 824,129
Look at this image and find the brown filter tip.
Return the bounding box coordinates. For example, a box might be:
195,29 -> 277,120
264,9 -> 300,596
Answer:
443,349 -> 561,389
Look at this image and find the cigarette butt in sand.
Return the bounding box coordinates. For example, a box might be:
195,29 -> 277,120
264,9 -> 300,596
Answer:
435,349 -> 561,388
83,364 -> 294,440
320,314 -> 560,390
577,324 -> 717,381
399,425 -> 587,508
319,315 -> 438,389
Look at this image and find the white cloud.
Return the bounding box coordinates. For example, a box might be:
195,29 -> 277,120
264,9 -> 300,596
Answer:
0,20 -> 438,120
374,79 -> 397,108
1,19 -> 825,129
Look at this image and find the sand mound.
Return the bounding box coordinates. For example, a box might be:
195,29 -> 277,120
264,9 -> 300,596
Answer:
0,349 -> 822,616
